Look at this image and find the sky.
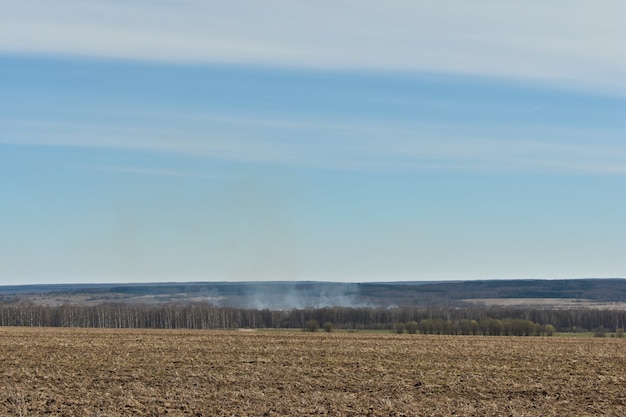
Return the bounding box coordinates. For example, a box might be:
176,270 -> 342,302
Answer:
1,1 -> 625,285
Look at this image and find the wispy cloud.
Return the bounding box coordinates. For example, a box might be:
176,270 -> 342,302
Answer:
84,165 -> 224,179
1,0 -> 624,94
2,116 -> 624,175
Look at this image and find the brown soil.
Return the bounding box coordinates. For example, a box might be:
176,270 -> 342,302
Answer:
1,327 -> 624,416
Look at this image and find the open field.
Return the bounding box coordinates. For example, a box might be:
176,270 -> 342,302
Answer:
1,328 -> 625,416
463,298 -> 626,310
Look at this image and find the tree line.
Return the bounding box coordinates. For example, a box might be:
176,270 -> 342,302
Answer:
0,302 -> 624,333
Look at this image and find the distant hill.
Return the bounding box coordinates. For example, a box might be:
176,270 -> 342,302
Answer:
1,278 -> 625,309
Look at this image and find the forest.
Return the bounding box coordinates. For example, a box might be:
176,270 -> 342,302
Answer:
1,302 -> 624,335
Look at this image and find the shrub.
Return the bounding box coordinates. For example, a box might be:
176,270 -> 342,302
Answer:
616,327 -> 624,338
323,322 -> 334,333
304,320 -> 319,332
594,326 -> 607,338
394,322 -> 405,334
486,319 -> 503,336
405,321 -> 418,334
544,324 -> 556,337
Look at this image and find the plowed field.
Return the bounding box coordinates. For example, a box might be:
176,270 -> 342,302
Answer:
1,327 -> 624,416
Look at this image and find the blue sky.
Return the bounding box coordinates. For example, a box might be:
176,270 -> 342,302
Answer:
1,1 -> 625,284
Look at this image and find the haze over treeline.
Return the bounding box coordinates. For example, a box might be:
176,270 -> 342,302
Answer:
2,279 -> 624,309
1,279 -> 625,333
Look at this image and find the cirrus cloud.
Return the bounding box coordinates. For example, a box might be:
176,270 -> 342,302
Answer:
1,0 -> 624,94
